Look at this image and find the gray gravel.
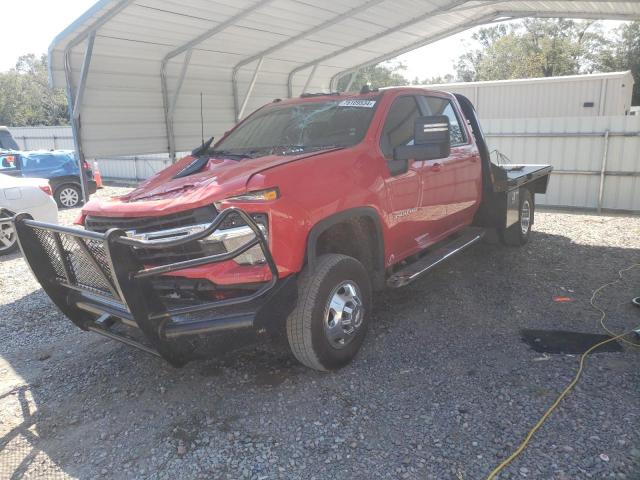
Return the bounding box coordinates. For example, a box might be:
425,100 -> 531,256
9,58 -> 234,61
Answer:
1,186 -> 639,479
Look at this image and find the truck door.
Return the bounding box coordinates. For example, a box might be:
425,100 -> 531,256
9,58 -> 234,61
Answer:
378,95 -> 427,260
419,95 -> 481,232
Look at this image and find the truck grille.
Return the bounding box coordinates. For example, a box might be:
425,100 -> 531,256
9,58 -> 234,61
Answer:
85,205 -> 217,233
85,206 -> 222,264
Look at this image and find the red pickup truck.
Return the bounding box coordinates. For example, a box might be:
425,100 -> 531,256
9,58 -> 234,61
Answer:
13,87 -> 551,371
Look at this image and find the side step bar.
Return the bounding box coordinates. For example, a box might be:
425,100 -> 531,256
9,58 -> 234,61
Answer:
387,227 -> 485,288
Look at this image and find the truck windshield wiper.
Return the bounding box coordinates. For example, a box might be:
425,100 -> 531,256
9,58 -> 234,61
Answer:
206,149 -> 258,160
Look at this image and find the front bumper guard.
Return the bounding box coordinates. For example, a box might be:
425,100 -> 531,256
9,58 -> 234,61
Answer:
12,208 -> 296,366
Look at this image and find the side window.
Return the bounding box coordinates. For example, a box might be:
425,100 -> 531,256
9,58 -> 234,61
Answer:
379,96 -> 420,159
422,96 -> 467,146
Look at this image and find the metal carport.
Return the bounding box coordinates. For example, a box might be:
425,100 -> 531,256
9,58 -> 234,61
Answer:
49,0 -> 640,170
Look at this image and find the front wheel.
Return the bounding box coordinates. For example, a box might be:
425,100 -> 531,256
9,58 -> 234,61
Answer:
286,254 -> 371,371
499,188 -> 534,246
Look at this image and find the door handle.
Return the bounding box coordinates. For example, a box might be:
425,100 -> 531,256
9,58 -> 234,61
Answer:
430,162 -> 442,172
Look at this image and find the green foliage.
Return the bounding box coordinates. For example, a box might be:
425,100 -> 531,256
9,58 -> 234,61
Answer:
337,61 -> 410,92
453,19 -> 640,105
0,54 -> 69,127
595,21 -> 640,105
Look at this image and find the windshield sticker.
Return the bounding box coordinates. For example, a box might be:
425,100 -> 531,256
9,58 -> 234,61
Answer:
338,99 -> 376,108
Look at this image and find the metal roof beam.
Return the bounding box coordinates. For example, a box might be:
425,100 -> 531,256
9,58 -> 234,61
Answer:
237,56 -> 265,121
168,49 -> 193,121
161,0 -> 274,160
329,12 -> 507,91
231,0 -> 386,117
329,5 -> 640,91
495,9 -> 640,21
287,0 -> 473,97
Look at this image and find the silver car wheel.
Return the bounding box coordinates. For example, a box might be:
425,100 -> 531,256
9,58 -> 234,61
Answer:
59,187 -> 80,208
324,281 -> 364,349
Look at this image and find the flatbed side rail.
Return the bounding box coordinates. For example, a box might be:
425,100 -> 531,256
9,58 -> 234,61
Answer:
12,208 -> 280,365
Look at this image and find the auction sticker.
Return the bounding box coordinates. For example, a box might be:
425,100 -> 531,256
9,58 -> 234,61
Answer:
338,99 -> 376,108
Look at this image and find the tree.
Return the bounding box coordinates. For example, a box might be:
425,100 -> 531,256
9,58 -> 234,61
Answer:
594,21 -> 640,105
411,74 -> 455,85
337,61 -> 410,91
0,54 -> 69,126
454,19 -> 607,81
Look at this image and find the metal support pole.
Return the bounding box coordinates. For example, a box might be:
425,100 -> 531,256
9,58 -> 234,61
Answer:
169,50 -> 193,121
291,0 -> 472,96
597,130 -> 610,213
237,57 -> 264,122
161,1 -> 273,160
301,64 -> 318,95
65,31 -> 95,205
344,72 -> 357,93
330,11 -> 504,92
164,49 -> 193,161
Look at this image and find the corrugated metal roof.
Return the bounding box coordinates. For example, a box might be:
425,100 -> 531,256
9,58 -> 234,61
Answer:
48,0 -> 640,157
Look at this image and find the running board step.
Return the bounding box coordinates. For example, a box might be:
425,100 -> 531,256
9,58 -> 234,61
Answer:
387,227 -> 485,288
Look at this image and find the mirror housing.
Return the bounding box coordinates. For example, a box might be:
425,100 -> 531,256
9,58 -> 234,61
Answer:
387,157 -> 410,176
393,115 -> 451,163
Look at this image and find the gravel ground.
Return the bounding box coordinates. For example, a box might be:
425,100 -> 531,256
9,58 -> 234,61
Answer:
1,186 -> 639,480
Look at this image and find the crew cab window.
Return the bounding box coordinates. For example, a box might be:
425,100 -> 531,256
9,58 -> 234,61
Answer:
380,96 -> 420,159
422,96 -> 468,146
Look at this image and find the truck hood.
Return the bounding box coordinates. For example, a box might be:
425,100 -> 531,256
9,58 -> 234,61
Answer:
82,149 -> 336,217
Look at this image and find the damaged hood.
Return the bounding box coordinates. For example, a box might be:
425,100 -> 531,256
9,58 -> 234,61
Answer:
82,150 -> 335,217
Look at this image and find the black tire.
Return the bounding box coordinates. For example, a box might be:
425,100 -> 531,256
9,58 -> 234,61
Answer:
55,184 -> 82,209
499,188 -> 534,246
286,254 -> 371,371
0,211 -> 19,255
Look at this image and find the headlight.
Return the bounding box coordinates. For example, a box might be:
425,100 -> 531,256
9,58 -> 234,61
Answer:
126,210 -> 269,266
200,213 -> 268,266
223,187 -> 279,202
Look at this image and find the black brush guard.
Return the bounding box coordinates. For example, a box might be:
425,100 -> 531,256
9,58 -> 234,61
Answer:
12,208 -> 297,366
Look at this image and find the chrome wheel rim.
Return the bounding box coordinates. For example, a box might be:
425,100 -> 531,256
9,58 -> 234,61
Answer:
520,200 -> 531,235
323,281 -> 364,349
0,219 -> 16,252
59,187 -> 79,207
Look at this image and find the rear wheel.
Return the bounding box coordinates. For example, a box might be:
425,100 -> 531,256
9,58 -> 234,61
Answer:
499,188 -> 533,246
286,254 -> 371,371
55,184 -> 82,208
0,211 -> 18,255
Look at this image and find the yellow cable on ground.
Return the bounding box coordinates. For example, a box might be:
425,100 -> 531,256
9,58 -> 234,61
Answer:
486,263 -> 640,480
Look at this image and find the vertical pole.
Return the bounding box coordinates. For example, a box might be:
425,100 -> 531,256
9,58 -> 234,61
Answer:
597,130 -> 610,213
301,64 -> 318,95
344,72 -> 357,93
65,32 -> 95,204
237,56 -> 264,122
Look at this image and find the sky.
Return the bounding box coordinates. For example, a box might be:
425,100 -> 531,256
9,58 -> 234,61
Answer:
0,2 -> 627,81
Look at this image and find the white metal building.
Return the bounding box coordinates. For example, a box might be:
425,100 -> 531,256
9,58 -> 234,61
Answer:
47,0 -> 640,160
425,71 -> 636,119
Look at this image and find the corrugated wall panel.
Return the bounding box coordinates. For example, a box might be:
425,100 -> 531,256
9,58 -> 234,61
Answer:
482,115 -> 640,212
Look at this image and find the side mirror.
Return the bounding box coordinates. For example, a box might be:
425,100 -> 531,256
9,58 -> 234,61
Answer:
387,157 -> 409,176
394,115 -> 451,163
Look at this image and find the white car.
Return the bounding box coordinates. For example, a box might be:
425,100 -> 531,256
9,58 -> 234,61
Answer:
0,173 -> 58,255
